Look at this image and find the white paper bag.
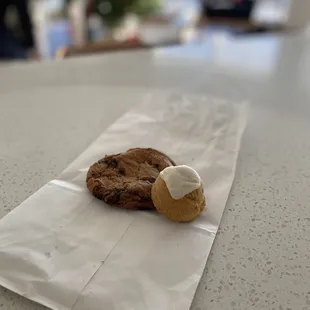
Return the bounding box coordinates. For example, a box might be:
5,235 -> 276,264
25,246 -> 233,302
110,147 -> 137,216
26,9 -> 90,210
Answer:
0,93 -> 247,310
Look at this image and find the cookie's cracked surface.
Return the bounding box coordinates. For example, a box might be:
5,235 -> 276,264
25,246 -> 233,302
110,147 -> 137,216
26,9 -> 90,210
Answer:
86,148 -> 175,210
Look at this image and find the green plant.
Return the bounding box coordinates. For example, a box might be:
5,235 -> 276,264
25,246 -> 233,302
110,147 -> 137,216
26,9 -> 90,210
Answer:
65,0 -> 159,25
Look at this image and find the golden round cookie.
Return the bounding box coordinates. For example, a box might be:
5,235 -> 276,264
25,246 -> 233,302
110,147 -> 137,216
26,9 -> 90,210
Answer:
151,175 -> 206,222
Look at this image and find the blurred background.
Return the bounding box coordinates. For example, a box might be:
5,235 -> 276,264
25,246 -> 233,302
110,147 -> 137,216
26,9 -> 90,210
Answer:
1,0 -> 310,61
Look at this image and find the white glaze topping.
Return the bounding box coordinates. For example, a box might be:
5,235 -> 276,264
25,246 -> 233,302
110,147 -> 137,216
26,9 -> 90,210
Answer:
160,165 -> 202,199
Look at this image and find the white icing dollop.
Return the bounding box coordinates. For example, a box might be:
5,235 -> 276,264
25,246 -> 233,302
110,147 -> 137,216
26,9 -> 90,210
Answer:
160,165 -> 202,200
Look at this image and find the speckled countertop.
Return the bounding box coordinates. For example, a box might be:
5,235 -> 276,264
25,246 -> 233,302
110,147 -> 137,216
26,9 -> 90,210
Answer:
1,33 -> 310,310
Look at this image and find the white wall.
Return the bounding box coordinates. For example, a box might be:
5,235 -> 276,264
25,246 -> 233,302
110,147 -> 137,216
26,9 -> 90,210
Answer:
252,0 -> 310,28
287,0 -> 310,27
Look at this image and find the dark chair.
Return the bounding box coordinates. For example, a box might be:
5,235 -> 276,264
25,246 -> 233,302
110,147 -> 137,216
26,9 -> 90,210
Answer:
202,0 -> 255,19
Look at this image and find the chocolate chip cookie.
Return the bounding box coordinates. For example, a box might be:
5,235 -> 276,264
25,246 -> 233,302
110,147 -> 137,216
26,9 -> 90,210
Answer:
86,148 -> 175,210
